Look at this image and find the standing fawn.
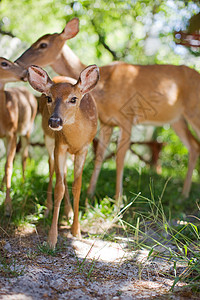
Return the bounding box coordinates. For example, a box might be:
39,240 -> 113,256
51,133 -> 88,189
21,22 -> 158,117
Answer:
27,64 -> 99,249
0,57 -> 37,215
16,18 -> 200,199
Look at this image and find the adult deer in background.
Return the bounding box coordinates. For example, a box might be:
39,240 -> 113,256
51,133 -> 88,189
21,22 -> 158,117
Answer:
0,57 -> 37,215
27,64 -> 99,249
15,18 -> 200,199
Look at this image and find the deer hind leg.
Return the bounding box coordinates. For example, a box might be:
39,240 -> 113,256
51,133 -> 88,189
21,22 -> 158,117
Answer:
48,144 -> 67,249
87,123 -> 113,197
172,117 -> 200,198
115,124 -> 132,202
184,112 -> 200,140
4,133 -> 17,216
21,134 -> 30,180
71,150 -> 87,238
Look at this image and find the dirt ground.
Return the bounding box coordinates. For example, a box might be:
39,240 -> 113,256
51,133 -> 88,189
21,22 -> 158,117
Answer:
0,221 -> 199,300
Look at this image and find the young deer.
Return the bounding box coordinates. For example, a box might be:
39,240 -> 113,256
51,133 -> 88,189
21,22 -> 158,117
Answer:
27,64 -> 99,249
15,18 -> 200,200
0,57 -> 37,215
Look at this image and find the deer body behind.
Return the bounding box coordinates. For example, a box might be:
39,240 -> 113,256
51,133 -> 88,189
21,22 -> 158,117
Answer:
91,63 -> 186,125
0,87 -> 36,138
28,65 -> 99,249
52,45 -> 200,199
0,58 -> 37,215
15,18 -> 200,199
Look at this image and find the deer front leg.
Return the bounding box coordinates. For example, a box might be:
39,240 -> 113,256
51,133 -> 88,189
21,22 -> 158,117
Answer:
71,150 -> 87,238
46,147 -> 73,220
45,155 -> 54,217
44,135 -> 55,217
87,123 -> 113,197
21,134 -> 30,180
64,166 -> 73,220
115,124 -> 131,201
4,134 -> 17,216
47,144 -> 67,249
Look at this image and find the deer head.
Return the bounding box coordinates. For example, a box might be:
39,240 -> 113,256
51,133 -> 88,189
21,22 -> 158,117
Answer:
15,18 -> 79,68
0,57 -> 27,85
27,64 -> 99,130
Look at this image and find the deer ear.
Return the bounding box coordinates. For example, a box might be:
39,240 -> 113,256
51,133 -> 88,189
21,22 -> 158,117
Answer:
77,65 -> 99,94
28,65 -> 53,94
61,18 -> 79,40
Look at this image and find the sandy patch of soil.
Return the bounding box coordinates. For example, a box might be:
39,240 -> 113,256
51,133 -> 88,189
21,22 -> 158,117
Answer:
0,223 -> 199,300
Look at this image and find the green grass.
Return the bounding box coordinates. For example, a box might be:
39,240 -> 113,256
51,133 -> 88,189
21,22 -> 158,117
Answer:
124,199 -> 200,292
0,248 -> 25,278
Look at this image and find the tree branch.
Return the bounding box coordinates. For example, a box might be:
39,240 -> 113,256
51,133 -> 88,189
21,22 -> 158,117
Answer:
91,19 -> 119,61
0,28 -> 15,38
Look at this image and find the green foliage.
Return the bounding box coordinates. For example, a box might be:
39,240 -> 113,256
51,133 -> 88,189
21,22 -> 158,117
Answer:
112,193 -> 200,292
0,156 -> 48,227
155,127 -> 189,177
0,0 -> 200,67
37,241 -> 61,256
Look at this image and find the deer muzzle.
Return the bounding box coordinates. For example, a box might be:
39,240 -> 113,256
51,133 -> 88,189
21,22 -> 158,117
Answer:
48,116 -> 63,131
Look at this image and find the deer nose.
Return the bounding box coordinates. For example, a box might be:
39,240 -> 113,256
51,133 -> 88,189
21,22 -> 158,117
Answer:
48,116 -> 63,130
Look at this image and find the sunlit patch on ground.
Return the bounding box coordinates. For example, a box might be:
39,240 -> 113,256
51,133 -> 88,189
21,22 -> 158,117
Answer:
72,238 -> 130,262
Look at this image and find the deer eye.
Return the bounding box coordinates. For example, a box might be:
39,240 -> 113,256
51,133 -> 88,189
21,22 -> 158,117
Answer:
46,96 -> 52,103
1,61 -> 8,67
70,97 -> 77,104
39,43 -> 48,49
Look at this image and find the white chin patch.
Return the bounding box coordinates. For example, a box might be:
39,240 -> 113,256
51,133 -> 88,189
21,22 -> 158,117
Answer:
49,125 -> 63,131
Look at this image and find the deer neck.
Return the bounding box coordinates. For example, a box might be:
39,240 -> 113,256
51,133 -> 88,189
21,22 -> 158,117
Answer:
50,45 -> 86,79
60,108 -> 83,152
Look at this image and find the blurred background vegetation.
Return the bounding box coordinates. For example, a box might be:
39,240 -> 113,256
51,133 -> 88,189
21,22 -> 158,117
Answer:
0,0 -> 200,217
0,0 -> 200,66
